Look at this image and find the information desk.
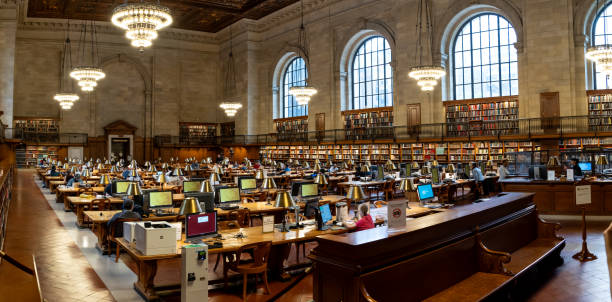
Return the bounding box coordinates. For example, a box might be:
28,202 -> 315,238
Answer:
499,178 -> 612,215
309,192 -> 539,302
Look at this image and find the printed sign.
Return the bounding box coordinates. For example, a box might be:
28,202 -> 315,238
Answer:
262,215 -> 274,233
566,169 -> 574,181
575,185 -> 592,205
547,170 -> 555,181
387,200 -> 406,230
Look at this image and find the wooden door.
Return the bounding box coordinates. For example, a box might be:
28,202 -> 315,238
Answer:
316,113 -> 325,140
407,104 -> 421,135
540,92 -> 560,133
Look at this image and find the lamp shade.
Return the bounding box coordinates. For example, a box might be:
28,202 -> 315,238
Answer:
144,161 -> 150,167
327,160 -> 333,167
346,185 -> 365,201
274,190 -> 295,208
99,174 -> 111,186
185,165 -> 193,172
421,166 -> 431,175
157,174 -> 166,184
385,160 -> 396,171
255,169 -> 265,180
597,155 -> 609,165
130,169 -> 139,178
313,163 -> 322,171
447,164 -> 456,173
110,166 -> 117,173
63,163 -> 69,170
261,177 -> 277,189
314,174 -> 328,185
342,162 -> 349,170
361,164 -> 370,172
432,160 -> 439,167
81,168 -> 90,178
487,160 -> 494,168
411,162 -> 420,169
161,163 -> 168,169
294,160 -> 301,167
174,168 -> 184,176
200,180 -> 214,193
126,182 -> 142,196
547,156 -> 560,167
215,166 -> 224,174
179,197 -> 202,216
131,160 -> 138,168
399,178 -> 417,191
210,172 -> 221,182
70,166 -> 78,174
303,162 -> 311,169
148,165 -> 157,172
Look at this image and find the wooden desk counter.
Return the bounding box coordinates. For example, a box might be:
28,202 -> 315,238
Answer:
67,196 -> 123,227
500,178 -> 612,214
117,222 -> 348,301
58,186 -> 105,210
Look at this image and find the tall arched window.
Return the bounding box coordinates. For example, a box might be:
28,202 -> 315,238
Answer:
282,57 -> 308,118
593,3 -> 612,89
453,14 -> 518,100
351,36 -> 393,109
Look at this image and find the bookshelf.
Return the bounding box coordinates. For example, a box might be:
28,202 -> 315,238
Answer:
342,107 -> 393,140
259,140 -> 542,166
25,145 -> 58,167
445,96 -> 519,137
274,116 -> 308,141
13,118 -> 59,142
179,123 -> 217,144
587,90 -> 612,130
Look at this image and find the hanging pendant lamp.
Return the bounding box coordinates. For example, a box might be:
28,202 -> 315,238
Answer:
55,21 -> 80,110
288,0 -> 317,105
70,21 -> 105,92
409,0 -> 445,91
111,0 -> 173,52
220,25 -> 243,117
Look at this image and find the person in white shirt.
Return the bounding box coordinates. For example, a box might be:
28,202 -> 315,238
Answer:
497,159 -> 510,180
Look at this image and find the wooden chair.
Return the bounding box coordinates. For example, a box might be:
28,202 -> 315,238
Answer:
225,241 -> 272,301
214,220 -> 242,271
108,217 -> 141,262
604,222 -> 612,297
382,180 -> 395,201
228,209 -> 251,227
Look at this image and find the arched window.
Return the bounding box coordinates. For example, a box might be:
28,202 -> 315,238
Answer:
351,36 -> 393,109
593,3 -> 612,89
282,57 -> 308,118
453,14 -> 518,100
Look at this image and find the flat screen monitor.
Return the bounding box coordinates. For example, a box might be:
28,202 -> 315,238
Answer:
183,181 -> 201,193
305,199 -> 319,217
185,212 -> 217,239
291,180 -> 312,197
114,181 -> 132,194
185,192 -> 215,213
578,162 -> 592,171
417,184 -> 435,201
239,177 -> 257,191
300,183 -> 318,198
219,187 -> 240,204
214,185 -> 229,203
149,191 -> 173,208
319,203 -> 332,224
377,165 -> 384,180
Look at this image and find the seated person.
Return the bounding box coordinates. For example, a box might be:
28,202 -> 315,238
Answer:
66,173 -> 82,187
121,168 -> 131,179
104,183 -> 112,196
283,166 -> 291,175
253,161 -> 261,170
47,165 -> 60,176
107,199 -> 142,237
355,203 -> 375,231
328,165 -> 338,173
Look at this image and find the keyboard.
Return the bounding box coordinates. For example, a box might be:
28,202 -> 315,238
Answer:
219,205 -> 239,211
154,212 -> 176,217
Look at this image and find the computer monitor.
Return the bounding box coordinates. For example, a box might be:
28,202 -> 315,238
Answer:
183,181 -> 201,193
578,162 -> 592,172
528,165 -> 548,180
377,165 -> 384,180
417,184 -> 435,202
148,191 -> 173,209
113,181 -> 132,194
239,177 -> 257,191
300,183 -> 318,198
431,167 -> 440,184
305,199 -> 319,217
319,203 -> 332,224
291,180 -> 312,197
185,211 -> 217,241
214,185 -> 229,203
219,187 -> 240,204
185,192 -> 215,213
400,163 -> 407,178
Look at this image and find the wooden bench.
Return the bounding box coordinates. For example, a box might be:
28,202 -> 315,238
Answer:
358,206 -> 565,302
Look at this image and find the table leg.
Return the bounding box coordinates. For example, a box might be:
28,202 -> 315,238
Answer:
134,260 -> 159,301
76,205 -> 85,228
268,244 -> 292,281
96,223 -> 109,254
63,194 -> 71,211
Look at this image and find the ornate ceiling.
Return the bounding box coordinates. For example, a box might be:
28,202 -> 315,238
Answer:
26,0 -> 299,33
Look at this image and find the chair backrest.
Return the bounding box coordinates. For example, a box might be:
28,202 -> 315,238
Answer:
218,220 -> 241,230
604,222 -> 612,297
228,209 -> 251,227
94,198 -> 111,211
238,241 -> 272,266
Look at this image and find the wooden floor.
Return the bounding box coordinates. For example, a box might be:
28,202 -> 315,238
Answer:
0,169 -> 610,301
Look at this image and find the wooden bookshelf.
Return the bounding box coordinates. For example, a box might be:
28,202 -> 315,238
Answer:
445,96 -> 518,137
220,122 -> 235,137
274,116 -> 308,141
179,122 -> 217,144
13,117 -> 59,142
342,107 -> 393,140
25,145 -> 58,167
587,90 -> 612,130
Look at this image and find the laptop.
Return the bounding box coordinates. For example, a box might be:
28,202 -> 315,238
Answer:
218,187 -> 241,210
238,177 -> 257,194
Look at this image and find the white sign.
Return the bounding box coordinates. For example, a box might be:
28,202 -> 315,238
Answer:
262,215 -> 274,233
547,170 -> 555,181
534,168 -> 540,179
576,185 -> 592,205
348,175 -> 354,182
566,169 -> 574,181
387,200 -> 406,230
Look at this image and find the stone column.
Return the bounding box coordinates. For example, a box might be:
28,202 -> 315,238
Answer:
0,1 -> 16,128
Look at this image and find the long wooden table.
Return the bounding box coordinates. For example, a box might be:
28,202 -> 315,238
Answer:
67,196 -> 125,227
117,223 -> 348,301
58,186 -> 105,210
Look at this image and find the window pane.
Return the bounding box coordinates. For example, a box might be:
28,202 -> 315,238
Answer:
350,36 -> 393,109
452,14 -> 518,99
593,3 -> 612,89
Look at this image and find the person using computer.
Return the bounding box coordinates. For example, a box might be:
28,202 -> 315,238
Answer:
66,173 -> 82,187
283,166 -> 291,174
471,162 -> 486,196
355,204 -> 375,232
329,164 -> 338,174
253,161 -> 261,170
107,199 -> 141,237
121,168 -> 131,179
498,159 -> 511,180
570,158 -> 583,177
